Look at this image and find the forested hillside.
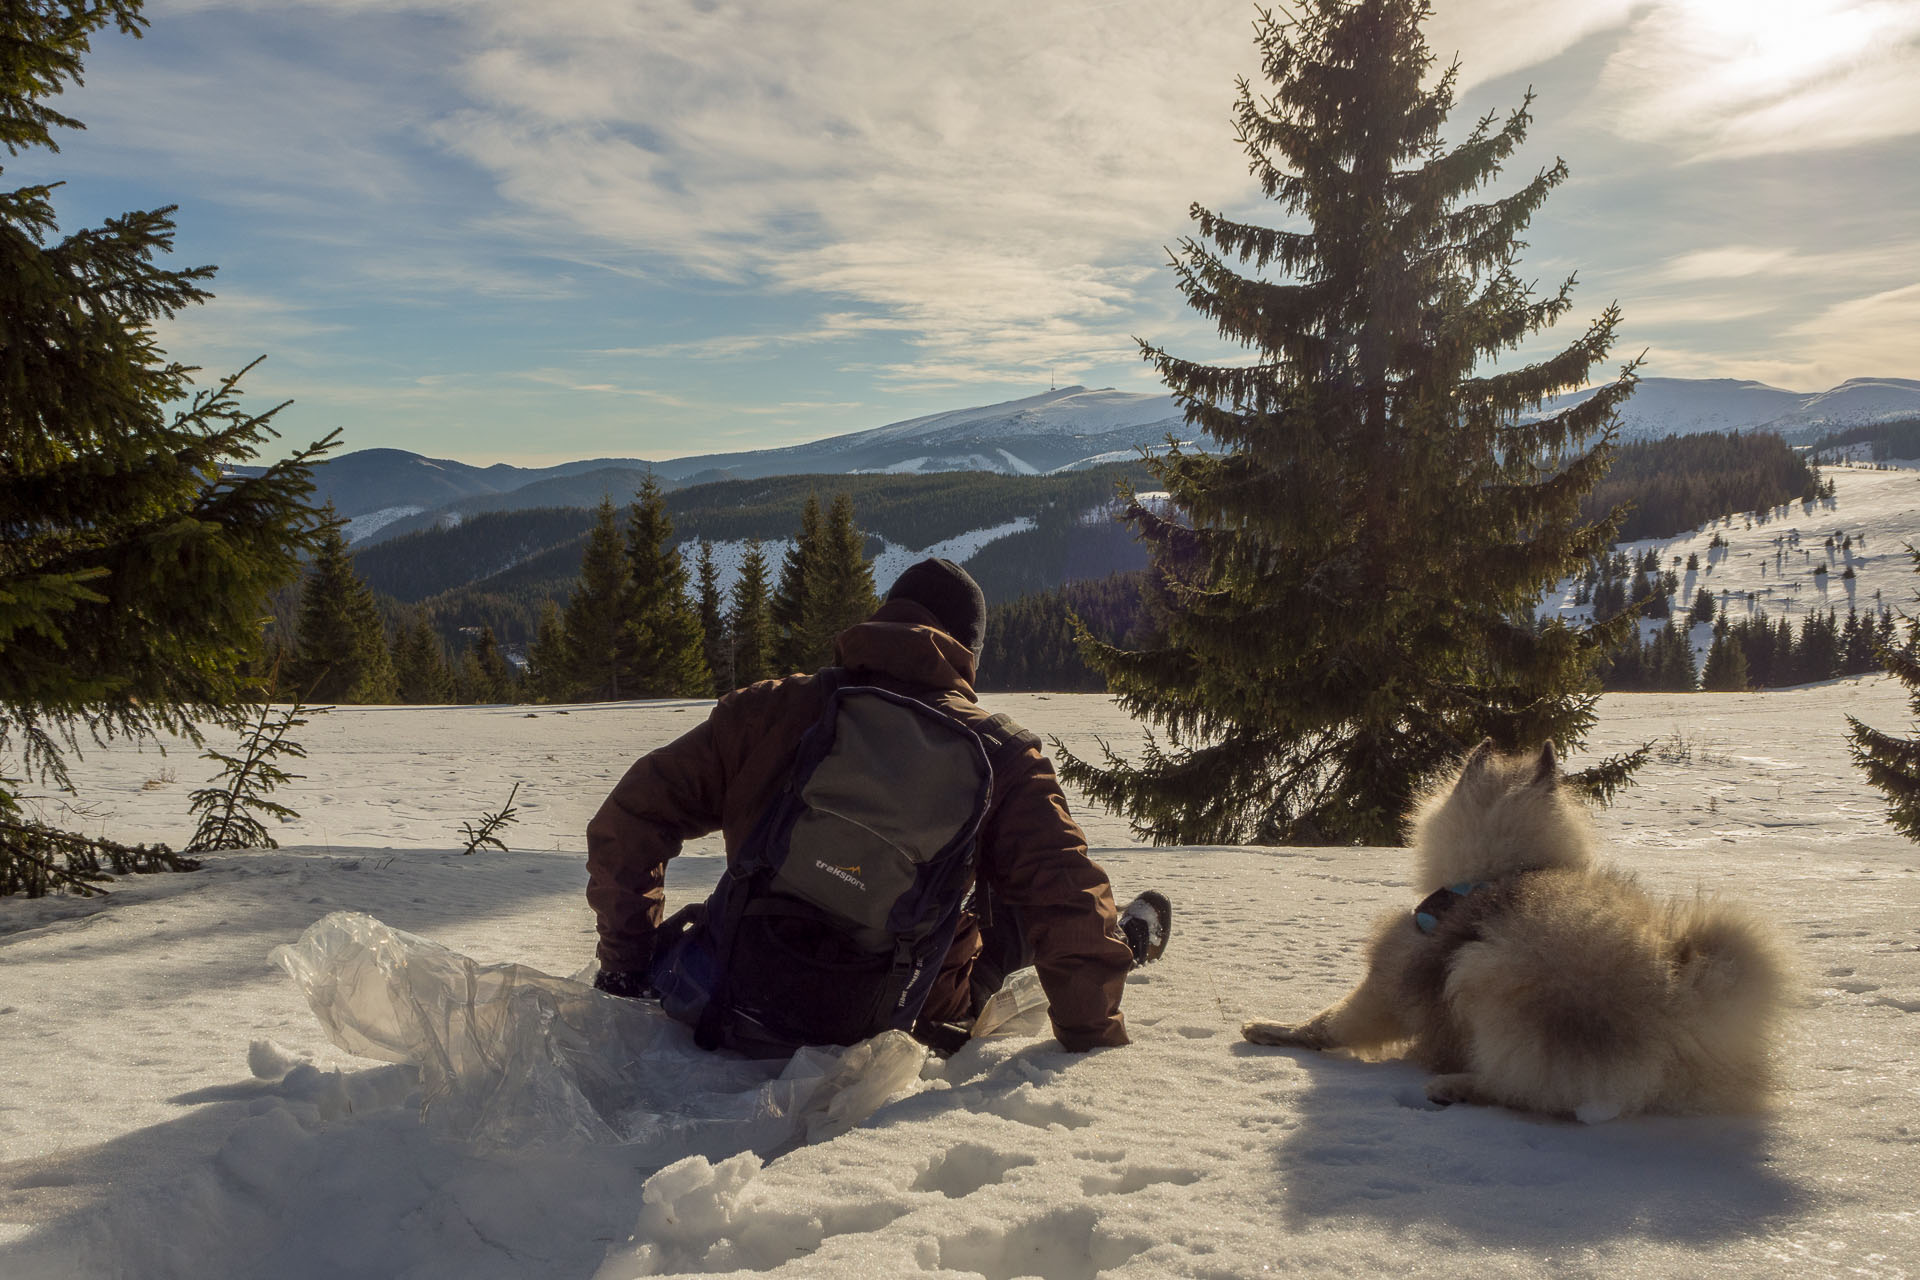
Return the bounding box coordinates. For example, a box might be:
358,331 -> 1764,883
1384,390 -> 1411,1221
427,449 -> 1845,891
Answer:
352,465 -> 1153,638
341,466 -> 1150,654
354,508 -> 596,602
977,574 -> 1155,692
341,433 -> 1835,674
1810,417 -> 1920,462
1580,431 -> 1821,541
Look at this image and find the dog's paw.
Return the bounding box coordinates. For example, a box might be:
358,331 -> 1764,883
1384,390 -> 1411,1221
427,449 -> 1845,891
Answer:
1241,1019 -> 1323,1048
1424,1073 -> 1484,1107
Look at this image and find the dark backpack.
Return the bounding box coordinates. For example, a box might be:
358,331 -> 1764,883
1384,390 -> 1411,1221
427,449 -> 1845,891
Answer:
649,670 -> 996,1058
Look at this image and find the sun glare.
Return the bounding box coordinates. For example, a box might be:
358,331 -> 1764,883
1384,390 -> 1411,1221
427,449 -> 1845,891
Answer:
1668,0 -> 1907,95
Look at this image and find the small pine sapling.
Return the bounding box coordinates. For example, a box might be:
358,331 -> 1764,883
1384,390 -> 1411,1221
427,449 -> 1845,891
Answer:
185,699 -> 321,852
458,782 -> 522,855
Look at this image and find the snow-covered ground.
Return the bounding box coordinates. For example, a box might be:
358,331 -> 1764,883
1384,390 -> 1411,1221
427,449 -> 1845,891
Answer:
5,677 -> 1920,1278
1546,462 -> 1920,660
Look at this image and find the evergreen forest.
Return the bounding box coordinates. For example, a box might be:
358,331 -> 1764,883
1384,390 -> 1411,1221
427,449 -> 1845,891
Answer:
1579,432 -> 1823,542
1810,417 -> 1920,464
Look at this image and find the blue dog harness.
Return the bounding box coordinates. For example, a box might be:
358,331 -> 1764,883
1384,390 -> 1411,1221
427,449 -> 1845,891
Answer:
1413,881 -> 1486,934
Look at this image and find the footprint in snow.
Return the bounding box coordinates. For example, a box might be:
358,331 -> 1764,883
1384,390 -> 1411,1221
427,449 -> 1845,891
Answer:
914,1143 -> 1037,1198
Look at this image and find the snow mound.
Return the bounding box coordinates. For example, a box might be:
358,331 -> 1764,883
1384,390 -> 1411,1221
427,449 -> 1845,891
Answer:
270,911 -> 925,1153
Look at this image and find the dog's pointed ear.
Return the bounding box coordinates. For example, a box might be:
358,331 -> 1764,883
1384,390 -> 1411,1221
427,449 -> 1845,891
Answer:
1461,738 -> 1497,779
1532,741 -> 1558,787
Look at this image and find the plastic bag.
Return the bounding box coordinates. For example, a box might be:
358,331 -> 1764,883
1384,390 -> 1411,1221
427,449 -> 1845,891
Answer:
970,965 -> 1050,1038
269,911 -> 926,1154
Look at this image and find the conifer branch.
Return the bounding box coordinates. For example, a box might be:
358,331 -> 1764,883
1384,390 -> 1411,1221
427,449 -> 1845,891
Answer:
458,782 -> 521,855
0,816 -> 197,898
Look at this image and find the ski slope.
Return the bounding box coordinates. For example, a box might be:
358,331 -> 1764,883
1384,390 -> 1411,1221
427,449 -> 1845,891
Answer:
3,681 -> 1919,1278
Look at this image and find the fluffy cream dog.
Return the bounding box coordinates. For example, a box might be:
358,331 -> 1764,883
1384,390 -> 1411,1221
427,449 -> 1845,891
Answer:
1242,741 -> 1789,1121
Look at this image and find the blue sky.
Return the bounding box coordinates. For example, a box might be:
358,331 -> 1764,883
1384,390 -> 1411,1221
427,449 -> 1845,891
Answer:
19,0 -> 1920,464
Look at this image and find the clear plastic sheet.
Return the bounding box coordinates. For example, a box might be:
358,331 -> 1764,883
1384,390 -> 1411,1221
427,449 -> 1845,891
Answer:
269,911 -> 927,1155
970,965 -> 1050,1038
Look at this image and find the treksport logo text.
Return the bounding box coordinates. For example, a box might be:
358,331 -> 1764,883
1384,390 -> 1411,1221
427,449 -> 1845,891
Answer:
815,860 -> 866,891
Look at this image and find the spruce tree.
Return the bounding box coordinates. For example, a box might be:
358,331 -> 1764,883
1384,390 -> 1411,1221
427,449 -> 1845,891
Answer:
1058,0 -> 1636,845
694,541 -> 731,697
1646,621 -> 1697,691
458,627 -> 514,703
184,697 -> 313,852
561,496 -> 630,700
1797,609 -> 1839,683
525,600 -> 570,703
770,493 -> 824,675
801,493 -> 878,668
1692,586 -> 1714,625
286,518 -> 396,704
623,476 -> 709,698
1850,552 -> 1920,839
0,0 -> 335,895
391,614 -> 454,704
1700,626 -> 1750,692
729,539 -> 775,688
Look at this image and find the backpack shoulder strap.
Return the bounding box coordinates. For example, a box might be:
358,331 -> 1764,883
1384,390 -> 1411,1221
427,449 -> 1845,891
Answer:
975,710 -> 1043,767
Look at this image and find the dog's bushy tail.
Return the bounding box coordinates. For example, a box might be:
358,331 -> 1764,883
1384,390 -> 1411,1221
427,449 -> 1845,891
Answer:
1664,896 -> 1793,1112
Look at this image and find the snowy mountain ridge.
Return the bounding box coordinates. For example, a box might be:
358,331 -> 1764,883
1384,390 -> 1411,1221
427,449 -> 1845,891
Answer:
313,375 -> 1917,539
1533,375 -> 1920,441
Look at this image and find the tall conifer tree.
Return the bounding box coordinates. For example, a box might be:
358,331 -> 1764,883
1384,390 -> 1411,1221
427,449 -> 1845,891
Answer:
770,493 -> 824,675
455,626 -> 515,703
562,496 -> 630,700
1700,624 -> 1749,692
1059,0 -> 1636,845
525,600 -> 570,703
694,541 -> 731,697
623,476 -> 709,698
801,493 -> 878,668
729,539 -> 775,688
392,614 -> 454,704
1,1 -> 334,893
286,518 -> 395,704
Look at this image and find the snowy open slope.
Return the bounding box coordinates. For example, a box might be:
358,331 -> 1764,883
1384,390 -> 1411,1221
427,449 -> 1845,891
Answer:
1546,462 -> 1920,659
4,684 -> 1920,1278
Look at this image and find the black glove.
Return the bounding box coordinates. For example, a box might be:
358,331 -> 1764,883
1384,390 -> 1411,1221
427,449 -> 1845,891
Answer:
593,968 -> 659,1000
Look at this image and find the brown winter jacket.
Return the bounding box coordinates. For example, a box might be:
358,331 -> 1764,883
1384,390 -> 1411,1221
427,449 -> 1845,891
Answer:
585,600 -> 1132,1051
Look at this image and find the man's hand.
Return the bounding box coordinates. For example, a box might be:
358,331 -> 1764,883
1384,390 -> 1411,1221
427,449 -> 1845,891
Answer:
593,968 -> 659,1000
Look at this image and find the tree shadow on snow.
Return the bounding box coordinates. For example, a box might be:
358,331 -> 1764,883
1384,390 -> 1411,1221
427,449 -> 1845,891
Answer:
0,1061 -> 658,1280
1235,1042 -> 1810,1247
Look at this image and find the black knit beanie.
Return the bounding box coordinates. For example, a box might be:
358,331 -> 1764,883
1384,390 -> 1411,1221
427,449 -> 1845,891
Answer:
885,558 -> 987,659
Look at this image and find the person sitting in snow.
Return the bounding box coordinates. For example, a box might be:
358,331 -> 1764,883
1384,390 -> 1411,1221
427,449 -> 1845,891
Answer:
585,556 -> 1170,1054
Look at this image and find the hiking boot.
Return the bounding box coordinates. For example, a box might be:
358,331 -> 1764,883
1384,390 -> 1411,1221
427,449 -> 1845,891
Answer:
1119,890 -> 1172,967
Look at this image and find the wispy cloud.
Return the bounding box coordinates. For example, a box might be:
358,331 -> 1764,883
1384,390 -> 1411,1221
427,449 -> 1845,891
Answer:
153,289 -> 346,369
1427,0 -> 1639,88
1787,281 -> 1920,385
39,0 -> 1919,459
595,313 -> 904,362
1593,0 -> 1920,159
516,370 -> 697,407
404,0 -> 1258,386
